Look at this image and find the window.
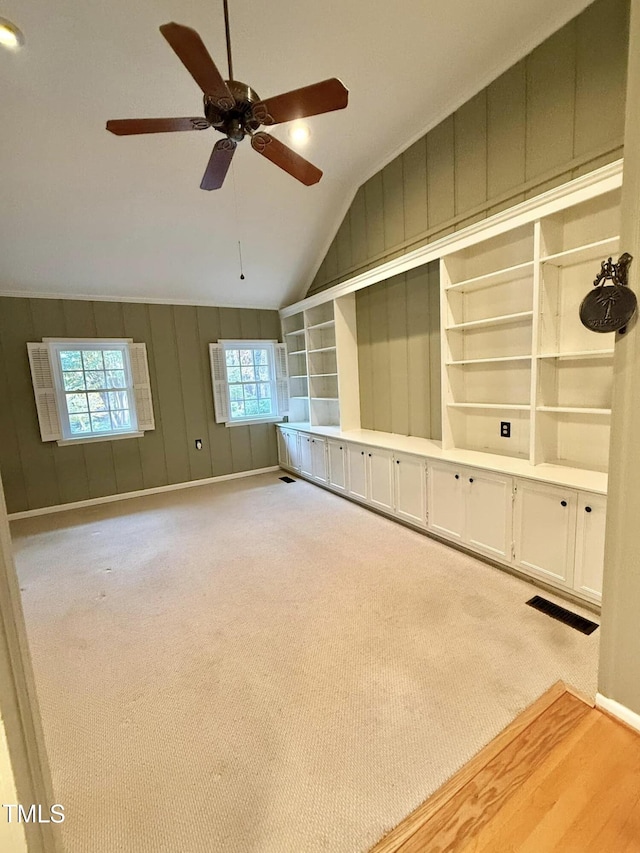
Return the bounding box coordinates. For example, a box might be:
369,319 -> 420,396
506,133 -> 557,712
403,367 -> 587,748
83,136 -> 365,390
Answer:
210,340 -> 289,426
28,339 -> 155,445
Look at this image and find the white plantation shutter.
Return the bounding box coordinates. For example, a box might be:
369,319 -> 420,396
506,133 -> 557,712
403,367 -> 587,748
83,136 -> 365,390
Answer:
209,344 -> 230,423
129,343 -> 155,431
275,343 -> 290,417
27,344 -> 62,442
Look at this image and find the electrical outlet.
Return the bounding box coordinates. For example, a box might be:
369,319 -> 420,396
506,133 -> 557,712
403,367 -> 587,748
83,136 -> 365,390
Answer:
500,421 -> 511,438
195,439 -> 203,450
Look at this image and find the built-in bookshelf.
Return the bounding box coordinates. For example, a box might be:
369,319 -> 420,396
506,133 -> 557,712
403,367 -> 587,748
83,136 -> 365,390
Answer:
281,161 -> 623,478
440,183 -> 621,472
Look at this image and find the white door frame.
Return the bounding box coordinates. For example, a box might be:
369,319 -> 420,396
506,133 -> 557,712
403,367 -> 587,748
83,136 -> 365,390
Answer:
0,473 -> 62,852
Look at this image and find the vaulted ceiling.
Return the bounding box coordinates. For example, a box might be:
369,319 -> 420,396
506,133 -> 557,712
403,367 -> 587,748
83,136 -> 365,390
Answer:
1,0 -> 592,310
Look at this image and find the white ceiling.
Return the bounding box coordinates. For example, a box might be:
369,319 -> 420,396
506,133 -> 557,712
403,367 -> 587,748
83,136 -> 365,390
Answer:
1,0 -> 592,310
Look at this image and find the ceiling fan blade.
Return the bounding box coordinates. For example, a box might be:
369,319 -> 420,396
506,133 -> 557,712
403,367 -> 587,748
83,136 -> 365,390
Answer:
106,118 -> 210,135
251,132 -> 322,186
201,139 -> 236,190
159,22 -> 234,110
252,78 -> 348,126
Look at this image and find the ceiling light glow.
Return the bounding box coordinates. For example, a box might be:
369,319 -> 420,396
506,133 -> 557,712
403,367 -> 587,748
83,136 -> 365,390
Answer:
0,18 -> 24,50
288,124 -> 311,145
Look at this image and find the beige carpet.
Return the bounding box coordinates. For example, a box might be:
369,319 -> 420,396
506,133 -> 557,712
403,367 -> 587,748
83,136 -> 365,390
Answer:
11,472 -> 599,853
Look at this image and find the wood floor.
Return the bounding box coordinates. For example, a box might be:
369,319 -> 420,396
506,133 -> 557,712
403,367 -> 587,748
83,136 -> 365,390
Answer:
371,682 -> 640,853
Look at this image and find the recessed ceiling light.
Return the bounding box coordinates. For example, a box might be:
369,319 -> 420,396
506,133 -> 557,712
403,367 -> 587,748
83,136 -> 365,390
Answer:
288,124 -> 311,146
0,18 -> 24,50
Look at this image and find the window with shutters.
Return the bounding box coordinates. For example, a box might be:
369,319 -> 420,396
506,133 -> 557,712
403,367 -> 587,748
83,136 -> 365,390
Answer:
209,340 -> 289,426
27,339 -> 155,444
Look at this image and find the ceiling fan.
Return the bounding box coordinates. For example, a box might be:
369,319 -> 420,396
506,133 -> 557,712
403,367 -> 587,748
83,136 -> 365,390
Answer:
106,1 -> 349,190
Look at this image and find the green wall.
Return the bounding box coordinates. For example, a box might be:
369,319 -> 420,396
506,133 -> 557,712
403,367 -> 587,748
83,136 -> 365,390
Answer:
309,0 -> 629,296
0,297 -> 281,514
356,263 -> 441,439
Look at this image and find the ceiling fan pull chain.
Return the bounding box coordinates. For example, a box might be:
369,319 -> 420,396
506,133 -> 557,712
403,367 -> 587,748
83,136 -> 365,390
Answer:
238,241 -> 245,280
223,0 -> 233,80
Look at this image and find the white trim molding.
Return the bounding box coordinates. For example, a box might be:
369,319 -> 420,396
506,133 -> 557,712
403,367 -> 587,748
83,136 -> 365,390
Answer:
8,467 -> 280,520
596,692 -> 640,734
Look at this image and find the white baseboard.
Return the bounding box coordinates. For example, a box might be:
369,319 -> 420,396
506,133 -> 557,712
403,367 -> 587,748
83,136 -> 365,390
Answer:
596,692 -> 640,734
8,466 -> 281,520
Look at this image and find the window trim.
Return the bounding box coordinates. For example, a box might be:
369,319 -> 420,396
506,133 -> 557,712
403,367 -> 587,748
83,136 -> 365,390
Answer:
220,339 -> 279,427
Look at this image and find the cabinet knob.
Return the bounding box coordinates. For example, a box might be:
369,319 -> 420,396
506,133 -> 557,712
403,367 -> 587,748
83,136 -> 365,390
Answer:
361,451 -> 364,455
396,460 -> 400,464
339,446 -> 342,450
368,453 -> 372,457
561,500 -> 567,507
455,474 -> 459,480
469,478 -> 474,483
585,506 -> 592,513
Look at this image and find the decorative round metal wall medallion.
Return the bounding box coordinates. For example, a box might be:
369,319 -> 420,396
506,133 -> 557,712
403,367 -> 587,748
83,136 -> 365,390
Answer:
579,285 -> 637,332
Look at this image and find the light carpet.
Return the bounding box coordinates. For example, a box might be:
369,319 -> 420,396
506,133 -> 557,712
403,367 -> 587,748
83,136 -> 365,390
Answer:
11,473 -> 599,853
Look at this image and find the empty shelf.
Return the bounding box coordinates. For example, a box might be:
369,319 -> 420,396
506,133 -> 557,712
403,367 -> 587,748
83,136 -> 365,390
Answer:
446,311 -> 534,331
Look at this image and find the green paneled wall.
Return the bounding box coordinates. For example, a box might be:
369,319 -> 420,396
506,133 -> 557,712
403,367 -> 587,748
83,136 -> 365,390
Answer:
309,0 -> 628,295
356,263 -> 441,439
0,297 -> 281,514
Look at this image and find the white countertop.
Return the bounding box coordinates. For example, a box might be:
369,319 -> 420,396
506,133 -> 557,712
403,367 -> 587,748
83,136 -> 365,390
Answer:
280,423 -> 608,494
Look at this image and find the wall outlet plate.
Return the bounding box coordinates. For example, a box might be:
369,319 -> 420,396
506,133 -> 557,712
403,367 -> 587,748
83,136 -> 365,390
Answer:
195,439 -> 203,450
500,421 -> 511,438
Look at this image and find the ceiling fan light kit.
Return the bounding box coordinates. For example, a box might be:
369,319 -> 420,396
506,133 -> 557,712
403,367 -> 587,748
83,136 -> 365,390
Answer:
106,3 -> 348,190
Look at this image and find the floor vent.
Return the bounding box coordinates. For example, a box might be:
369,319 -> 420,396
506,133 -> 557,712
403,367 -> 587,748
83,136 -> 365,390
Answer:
526,595 -> 599,635
279,476 -> 296,483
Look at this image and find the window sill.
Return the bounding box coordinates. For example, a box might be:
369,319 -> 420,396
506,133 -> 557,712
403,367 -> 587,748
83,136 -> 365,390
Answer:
225,418 -> 282,428
56,432 -> 144,447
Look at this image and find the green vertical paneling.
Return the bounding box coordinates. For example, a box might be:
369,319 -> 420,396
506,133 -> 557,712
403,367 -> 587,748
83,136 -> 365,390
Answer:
427,116 -> 455,228
402,136 -> 428,240
195,305 -> 233,478
174,305 -> 213,482
525,22 -> 577,180
406,267 -> 431,439
148,305 -> 190,486
336,216 -> 352,272
487,62 -> 527,199
427,263 -> 442,440
350,186 -> 368,268
364,172 -> 385,259
323,239 -> 339,284
356,288 -> 373,429
219,307 -> 242,339
387,275 -> 409,436
0,336 -> 28,512
383,157 -> 405,250
0,297 -> 280,512
122,301 -> 169,490
369,282 -> 391,433
574,0 -> 628,157
454,90 -> 488,214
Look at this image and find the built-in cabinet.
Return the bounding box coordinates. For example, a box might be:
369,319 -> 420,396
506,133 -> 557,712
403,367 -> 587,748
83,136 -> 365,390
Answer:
278,163 -> 621,608
428,461 -> 513,561
277,425 -> 605,604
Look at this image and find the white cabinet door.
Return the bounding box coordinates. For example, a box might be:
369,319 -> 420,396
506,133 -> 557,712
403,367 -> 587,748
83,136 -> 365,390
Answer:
465,470 -> 513,561
299,434 -> 313,478
327,440 -> 347,493
574,492 -> 606,603
367,448 -> 394,512
277,428 -> 289,468
514,480 -> 577,586
310,436 -> 327,483
394,453 -> 427,527
346,444 -> 368,501
428,462 -> 465,542
284,430 -> 300,471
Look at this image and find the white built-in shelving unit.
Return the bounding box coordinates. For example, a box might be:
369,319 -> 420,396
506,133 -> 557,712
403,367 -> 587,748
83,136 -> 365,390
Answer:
440,183 -> 621,474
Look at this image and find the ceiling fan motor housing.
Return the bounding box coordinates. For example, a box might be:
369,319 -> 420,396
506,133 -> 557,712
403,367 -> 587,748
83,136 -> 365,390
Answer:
205,80 -> 261,141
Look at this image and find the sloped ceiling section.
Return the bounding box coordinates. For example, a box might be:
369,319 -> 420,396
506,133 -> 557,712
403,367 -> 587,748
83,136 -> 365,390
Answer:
0,0 -> 594,309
